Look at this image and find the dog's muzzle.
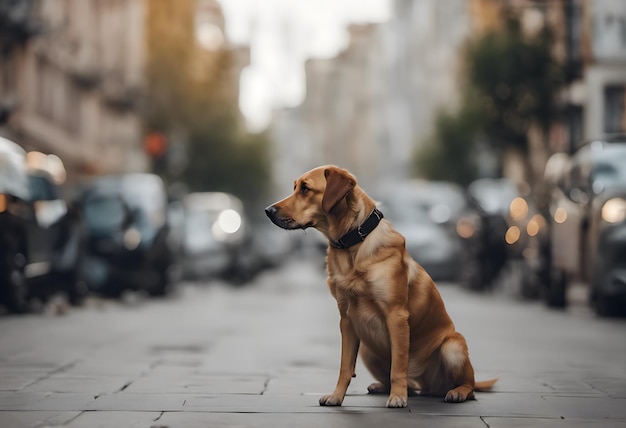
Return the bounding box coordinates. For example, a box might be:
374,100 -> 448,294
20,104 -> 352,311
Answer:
265,205 -> 298,230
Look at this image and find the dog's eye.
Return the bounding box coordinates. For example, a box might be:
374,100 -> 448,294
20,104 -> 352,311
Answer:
300,185 -> 310,195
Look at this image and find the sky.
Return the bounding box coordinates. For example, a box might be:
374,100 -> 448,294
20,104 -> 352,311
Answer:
216,0 -> 391,132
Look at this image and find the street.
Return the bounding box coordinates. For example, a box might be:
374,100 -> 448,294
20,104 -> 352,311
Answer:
0,256 -> 625,428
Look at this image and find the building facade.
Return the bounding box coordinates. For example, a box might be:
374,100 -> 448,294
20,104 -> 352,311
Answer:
269,0 -> 470,193
1,0 -> 149,181
1,0 -> 246,183
583,0 -> 626,141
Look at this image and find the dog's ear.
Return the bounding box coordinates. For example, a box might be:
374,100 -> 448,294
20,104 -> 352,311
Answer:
322,167 -> 356,214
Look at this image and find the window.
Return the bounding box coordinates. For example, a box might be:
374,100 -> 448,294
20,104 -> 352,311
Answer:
604,85 -> 626,134
35,56 -> 81,135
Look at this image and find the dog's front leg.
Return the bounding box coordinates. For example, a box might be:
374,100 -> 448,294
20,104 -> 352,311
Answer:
319,316 -> 359,406
386,308 -> 410,408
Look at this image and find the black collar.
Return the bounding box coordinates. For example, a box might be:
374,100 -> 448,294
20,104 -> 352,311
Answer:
330,208 -> 384,249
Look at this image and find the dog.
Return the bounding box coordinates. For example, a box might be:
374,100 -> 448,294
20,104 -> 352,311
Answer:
265,165 -> 497,408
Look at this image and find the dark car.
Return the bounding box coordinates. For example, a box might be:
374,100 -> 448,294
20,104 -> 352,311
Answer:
458,178 -> 521,291
383,194 -> 462,282
182,192 -> 257,283
544,139 -> 626,315
0,137 -> 86,312
78,173 -> 176,297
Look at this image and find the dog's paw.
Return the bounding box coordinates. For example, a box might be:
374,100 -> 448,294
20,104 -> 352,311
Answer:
386,394 -> 408,408
444,389 -> 468,403
319,393 -> 343,406
367,382 -> 389,395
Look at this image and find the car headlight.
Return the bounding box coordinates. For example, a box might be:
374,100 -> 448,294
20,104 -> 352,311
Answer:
509,197 -> 528,221
212,209 -> 242,241
553,207 -> 568,224
123,228 -> 142,250
456,217 -> 476,239
526,214 -> 546,237
505,225 -> 521,245
602,198 -> 626,224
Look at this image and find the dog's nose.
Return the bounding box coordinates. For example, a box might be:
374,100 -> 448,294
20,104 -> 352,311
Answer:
265,205 -> 277,219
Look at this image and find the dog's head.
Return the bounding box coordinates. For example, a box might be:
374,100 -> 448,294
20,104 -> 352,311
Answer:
265,165 -> 374,240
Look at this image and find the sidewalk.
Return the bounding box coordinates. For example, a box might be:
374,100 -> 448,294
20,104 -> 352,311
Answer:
0,258 -> 625,427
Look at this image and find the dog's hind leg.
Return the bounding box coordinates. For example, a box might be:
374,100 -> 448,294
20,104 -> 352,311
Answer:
360,345 -> 391,394
440,333 -> 475,403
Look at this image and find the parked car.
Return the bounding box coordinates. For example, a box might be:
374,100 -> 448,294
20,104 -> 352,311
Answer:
380,180 -> 469,231
248,220 -> 297,271
382,194 -> 462,282
182,192 -> 256,283
77,173 -> 176,297
544,139 -> 626,315
0,137 -> 86,312
458,178 -> 521,291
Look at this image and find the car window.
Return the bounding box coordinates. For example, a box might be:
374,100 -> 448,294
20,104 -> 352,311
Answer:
89,175 -> 166,229
120,177 -> 166,227
27,174 -> 59,201
83,196 -> 126,234
591,151 -> 626,188
384,200 -> 432,225
469,180 -> 518,214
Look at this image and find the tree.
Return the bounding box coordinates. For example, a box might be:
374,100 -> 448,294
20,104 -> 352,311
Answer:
413,106 -> 481,186
143,0 -> 271,209
465,12 -> 563,155
181,117 -> 272,212
414,10 -> 563,184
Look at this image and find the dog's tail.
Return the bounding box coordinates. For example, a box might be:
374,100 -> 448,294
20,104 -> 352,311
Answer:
475,377 -> 499,391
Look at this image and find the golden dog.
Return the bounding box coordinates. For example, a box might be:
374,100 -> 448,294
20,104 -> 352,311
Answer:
265,166 -> 497,408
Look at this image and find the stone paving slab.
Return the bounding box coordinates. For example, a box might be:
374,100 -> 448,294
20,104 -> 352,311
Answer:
0,392 -> 96,411
85,393 -> 188,412
65,411 -> 162,428
541,396 -> 626,419
484,417 -> 626,428
0,391 -> 52,410
408,393 -> 626,419
263,366 -> 374,396
85,392 -> 400,413
0,368 -> 51,391
22,374 -> 132,394
156,411 -> 487,428
64,359 -> 154,378
0,411 -> 81,428
486,374 -> 609,396
583,377 -> 626,398
123,372 -> 269,394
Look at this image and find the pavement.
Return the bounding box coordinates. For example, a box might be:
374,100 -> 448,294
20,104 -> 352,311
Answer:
0,256 -> 625,428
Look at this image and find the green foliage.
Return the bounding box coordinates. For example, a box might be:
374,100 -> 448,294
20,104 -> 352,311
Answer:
181,117 -> 272,212
143,0 -> 271,209
465,14 -> 563,153
413,107 -> 480,186
413,10 -> 564,184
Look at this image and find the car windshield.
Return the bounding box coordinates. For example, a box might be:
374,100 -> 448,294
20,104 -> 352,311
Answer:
83,195 -> 126,234
591,148 -> 626,187
469,180 -> 518,214
184,209 -> 221,250
27,174 -> 58,201
384,181 -> 466,223
384,200 -> 432,225
89,175 -> 166,228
